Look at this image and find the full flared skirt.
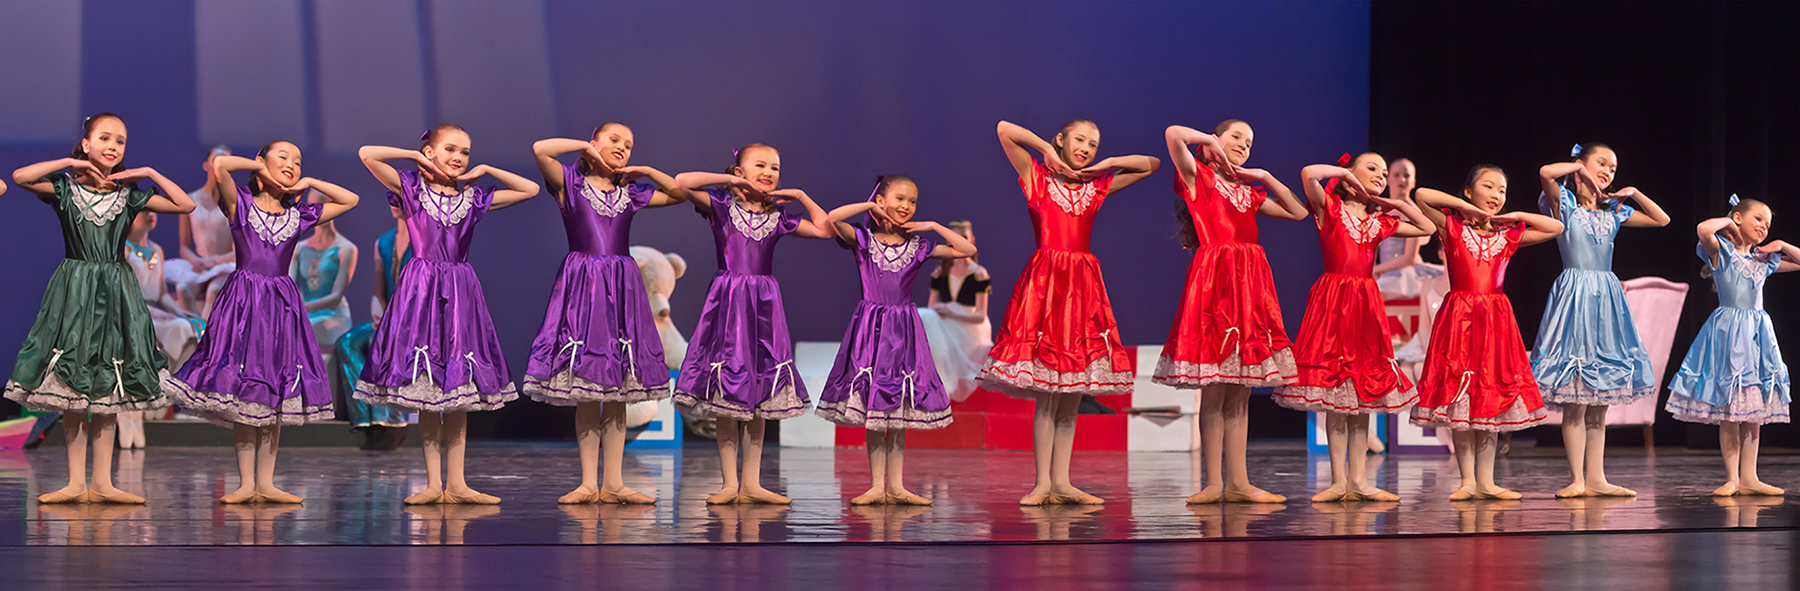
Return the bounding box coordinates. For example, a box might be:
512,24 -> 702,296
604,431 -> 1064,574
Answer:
1529,269 -> 1657,406
6,259 -> 174,414
1273,273 -> 1416,414
1666,308 -> 1790,425
816,300 -> 952,430
523,252 -> 671,406
166,270 -> 333,426
672,271 -> 808,420
980,249 -> 1133,398
1409,291 -> 1548,432
354,259 -> 517,413
1153,243 -> 1296,389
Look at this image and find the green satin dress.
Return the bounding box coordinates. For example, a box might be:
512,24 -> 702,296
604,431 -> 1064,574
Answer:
5,173 -> 172,413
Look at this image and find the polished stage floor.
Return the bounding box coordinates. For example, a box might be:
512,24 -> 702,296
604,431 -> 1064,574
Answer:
3,442 -> 1797,589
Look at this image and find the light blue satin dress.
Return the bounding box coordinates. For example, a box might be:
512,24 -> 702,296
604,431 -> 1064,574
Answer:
1529,188 -> 1657,405
1666,233 -> 1790,424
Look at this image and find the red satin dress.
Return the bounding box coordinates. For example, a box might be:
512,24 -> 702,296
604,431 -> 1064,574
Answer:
1153,164 -> 1296,388
981,160 -> 1133,397
1409,213 -> 1548,431
1272,195 -> 1417,414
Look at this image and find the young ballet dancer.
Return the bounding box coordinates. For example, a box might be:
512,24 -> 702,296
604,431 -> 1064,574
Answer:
1531,143 -> 1671,498
167,141 -> 360,504
1156,121 -> 1307,505
816,175 -> 977,505
671,144 -> 835,505
921,221 -> 993,402
1410,165 -> 1564,500
1272,153 -> 1435,502
7,112 -> 195,504
986,120 -> 1159,506
525,124 -> 685,505
354,126 -> 540,505
1666,196 -> 1794,496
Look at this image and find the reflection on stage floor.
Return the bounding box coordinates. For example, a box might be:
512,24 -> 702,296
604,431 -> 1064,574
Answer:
2,443 -> 1796,546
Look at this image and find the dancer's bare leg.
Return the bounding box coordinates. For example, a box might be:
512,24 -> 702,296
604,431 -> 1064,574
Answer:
84,415 -> 141,503
442,411 -> 497,503
1021,393 -> 1057,506
1048,392 -> 1099,504
1346,414 -> 1395,501
1448,430 -> 1477,500
1188,386 -> 1228,504
707,417 -> 741,504
221,423 -> 256,503
597,402 -> 652,503
1739,423 -> 1783,495
739,418 -> 789,504
1313,412 -> 1349,502
887,430 -> 929,505
1223,385 -> 1282,503
854,430 -> 889,505
254,425 -> 302,503
1714,421 -> 1743,496
559,402 -> 603,504
406,412 -> 445,504
41,412 -> 90,502
1472,431 -> 1519,499
1580,406 -> 1633,496
1557,404 -> 1589,498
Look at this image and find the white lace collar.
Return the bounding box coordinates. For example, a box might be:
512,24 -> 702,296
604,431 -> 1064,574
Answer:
1459,224 -> 1508,263
68,177 -> 129,227
728,198 -> 782,241
420,182 -> 474,226
868,233 -> 923,273
578,180 -> 632,218
246,202 -> 302,245
1723,246 -> 1772,285
1570,206 -> 1615,244
1214,175 -> 1257,213
1339,209 -> 1383,244
1045,179 -> 1097,216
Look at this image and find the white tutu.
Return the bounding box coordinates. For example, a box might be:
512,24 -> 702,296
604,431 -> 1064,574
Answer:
918,304 -> 991,402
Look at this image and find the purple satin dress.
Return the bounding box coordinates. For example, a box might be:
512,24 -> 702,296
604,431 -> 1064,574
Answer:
671,188 -> 809,420
167,188 -> 333,426
522,164 -> 670,404
353,171 -> 516,412
816,226 -> 952,430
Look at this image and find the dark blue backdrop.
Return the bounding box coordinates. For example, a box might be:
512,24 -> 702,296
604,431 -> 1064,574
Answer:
0,2 -> 1366,416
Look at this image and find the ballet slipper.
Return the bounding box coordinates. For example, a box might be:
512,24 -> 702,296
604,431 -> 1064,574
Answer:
889,491 -> 932,506
1472,487 -> 1522,501
220,490 -> 256,504
1743,483 -> 1785,496
1555,483 -> 1586,498
1224,489 -> 1287,504
850,491 -> 887,506
739,489 -> 792,505
404,490 -> 444,505
598,487 -> 656,505
37,489 -> 86,504
1358,488 -> 1400,502
88,489 -> 145,505
1311,487 -> 1348,503
1019,491 -> 1052,506
1711,483 -> 1741,497
558,487 -> 601,505
1185,489 -> 1224,505
442,491 -> 501,505
705,489 -> 740,505
1447,487 -> 1476,501
1585,484 -> 1638,498
257,490 -> 305,504
1051,492 -> 1104,506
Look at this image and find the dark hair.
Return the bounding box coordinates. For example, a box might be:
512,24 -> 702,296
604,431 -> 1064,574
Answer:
69,112 -> 125,173
420,124 -> 468,150
1462,164 -> 1505,194
1700,197 -> 1772,282
1559,142 -> 1614,203
1213,119 -> 1247,136
249,141 -> 302,207
576,123 -> 631,178
1331,152 -> 1384,201
865,174 -> 917,231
